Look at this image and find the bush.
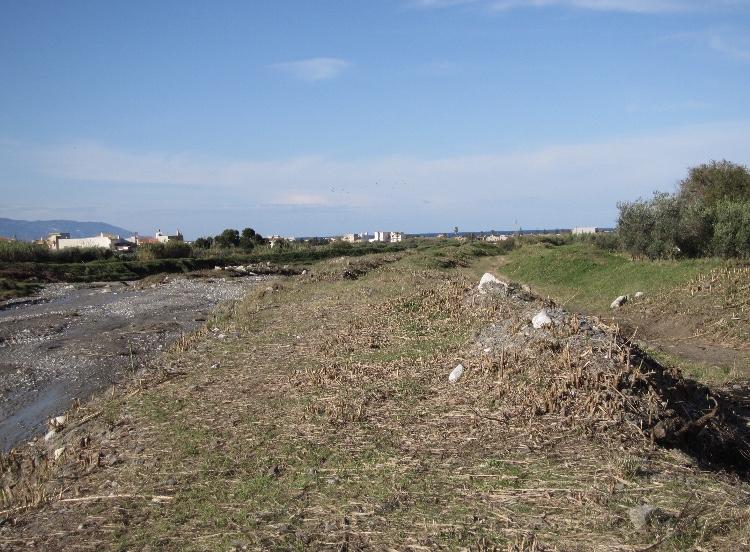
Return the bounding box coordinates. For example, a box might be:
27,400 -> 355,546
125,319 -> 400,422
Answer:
617,160 -> 750,260
589,232 -> 621,252
0,241 -> 50,262
679,159 -> 750,207
0,242 -> 115,263
712,200 -> 750,258
136,241 -> 192,260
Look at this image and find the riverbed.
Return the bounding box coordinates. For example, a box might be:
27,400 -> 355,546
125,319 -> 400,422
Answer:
0,274 -> 265,451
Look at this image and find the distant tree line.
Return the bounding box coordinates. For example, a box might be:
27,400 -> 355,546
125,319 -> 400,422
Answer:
193,228 -> 267,251
617,160 -> 750,259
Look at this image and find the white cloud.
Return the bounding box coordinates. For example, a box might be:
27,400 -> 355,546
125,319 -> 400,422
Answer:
413,0 -> 746,12
664,28 -> 750,61
707,31 -> 750,60
270,57 -> 351,81
31,122 -> 750,219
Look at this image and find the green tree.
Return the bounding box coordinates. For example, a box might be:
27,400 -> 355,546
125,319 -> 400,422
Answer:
193,236 -> 213,249
678,160 -> 750,208
239,227 -> 264,250
712,200 -> 750,258
214,228 -> 240,248
617,199 -> 655,259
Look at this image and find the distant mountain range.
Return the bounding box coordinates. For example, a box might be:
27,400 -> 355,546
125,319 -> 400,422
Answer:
0,218 -> 136,241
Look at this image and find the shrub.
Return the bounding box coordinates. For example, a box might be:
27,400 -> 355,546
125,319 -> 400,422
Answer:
712,200 -> 750,258
617,160 -> 750,260
679,160 -> 750,208
0,241 -> 50,262
136,241 -> 192,260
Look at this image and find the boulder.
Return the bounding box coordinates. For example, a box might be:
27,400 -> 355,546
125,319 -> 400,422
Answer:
628,504 -> 657,530
532,310 -> 552,329
610,295 -> 629,309
448,364 -> 464,383
634,291 -> 645,299
478,273 -> 508,294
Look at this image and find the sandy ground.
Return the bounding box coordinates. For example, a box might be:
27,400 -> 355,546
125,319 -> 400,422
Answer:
0,274 -> 265,451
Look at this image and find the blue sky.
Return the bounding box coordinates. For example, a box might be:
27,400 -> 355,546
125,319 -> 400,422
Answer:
1,0 -> 749,237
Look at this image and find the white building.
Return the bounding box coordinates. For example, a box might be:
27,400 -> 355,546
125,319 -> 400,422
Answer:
485,234 -> 509,242
155,229 -> 184,243
51,232 -> 135,252
572,227 -> 601,235
370,231 -> 404,243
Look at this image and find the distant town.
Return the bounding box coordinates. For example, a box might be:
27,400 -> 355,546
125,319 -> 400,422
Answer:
0,225 -> 613,252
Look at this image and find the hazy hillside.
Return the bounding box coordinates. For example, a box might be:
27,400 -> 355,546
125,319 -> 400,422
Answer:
0,218 -> 135,241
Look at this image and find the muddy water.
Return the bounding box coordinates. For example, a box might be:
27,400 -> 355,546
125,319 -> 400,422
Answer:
0,275 -> 265,451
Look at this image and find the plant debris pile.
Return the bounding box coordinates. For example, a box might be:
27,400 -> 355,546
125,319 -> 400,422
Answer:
468,275 -> 750,473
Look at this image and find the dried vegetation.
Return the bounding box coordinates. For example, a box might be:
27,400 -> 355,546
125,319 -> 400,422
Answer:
1,250 -> 749,551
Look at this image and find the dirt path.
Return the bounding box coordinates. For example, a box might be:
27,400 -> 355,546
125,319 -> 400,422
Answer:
0,274 -> 267,451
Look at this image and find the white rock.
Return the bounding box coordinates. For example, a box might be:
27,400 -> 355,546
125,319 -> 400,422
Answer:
53,446 -> 66,460
478,273 -> 508,294
214,266 -> 222,271
448,364 -> 464,383
634,291 -> 645,299
479,273 -> 501,287
532,310 -> 552,329
301,270 -> 308,275
49,415 -> 66,429
610,295 -> 629,309
44,429 -> 56,442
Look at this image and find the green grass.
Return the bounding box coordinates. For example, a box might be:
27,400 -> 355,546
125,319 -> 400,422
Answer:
496,242 -> 724,313
643,346 -> 743,385
0,277 -> 41,301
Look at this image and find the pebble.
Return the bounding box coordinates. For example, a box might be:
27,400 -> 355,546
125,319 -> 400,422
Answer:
449,364 -> 464,383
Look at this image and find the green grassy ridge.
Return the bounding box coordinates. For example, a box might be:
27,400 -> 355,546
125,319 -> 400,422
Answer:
0,278 -> 42,301
497,242 -> 723,313
0,241 -> 418,292
0,258 -> 220,284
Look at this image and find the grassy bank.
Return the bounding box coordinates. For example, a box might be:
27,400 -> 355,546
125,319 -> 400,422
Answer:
495,242 -> 724,313
0,278 -> 42,301
0,241 -> 419,296
492,242 -> 749,383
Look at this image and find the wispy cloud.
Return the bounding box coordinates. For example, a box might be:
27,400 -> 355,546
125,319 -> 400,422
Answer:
270,57 -> 351,81
412,0 -> 745,13
665,28 -> 750,61
29,121 -> 750,216
707,31 -> 750,60
4,121 -> 749,235
625,99 -> 713,113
